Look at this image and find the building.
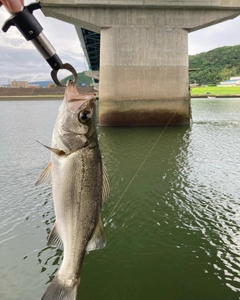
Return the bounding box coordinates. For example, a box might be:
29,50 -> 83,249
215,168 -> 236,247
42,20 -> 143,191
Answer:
28,84 -> 40,88
218,76 -> 240,87
11,80 -> 29,88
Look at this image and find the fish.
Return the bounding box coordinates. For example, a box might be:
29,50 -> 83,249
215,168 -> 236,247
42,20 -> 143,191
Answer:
36,80 -> 110,300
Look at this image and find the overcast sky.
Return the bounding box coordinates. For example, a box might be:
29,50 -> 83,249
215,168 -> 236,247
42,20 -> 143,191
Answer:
0,0 -> 240,84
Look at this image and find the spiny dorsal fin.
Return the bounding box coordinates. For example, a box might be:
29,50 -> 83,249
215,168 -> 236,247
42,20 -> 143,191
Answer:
35,161 -> 52,186
86,214 -> 106,252
102,163 -> 110,202
47,222 -> 63,250
36,140 -> 66,156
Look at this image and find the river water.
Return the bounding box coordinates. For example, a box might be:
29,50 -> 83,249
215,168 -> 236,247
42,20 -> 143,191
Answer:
0,98 -> 240,300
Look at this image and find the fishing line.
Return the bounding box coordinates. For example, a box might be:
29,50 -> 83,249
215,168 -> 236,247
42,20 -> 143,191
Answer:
106,112 -> 176,223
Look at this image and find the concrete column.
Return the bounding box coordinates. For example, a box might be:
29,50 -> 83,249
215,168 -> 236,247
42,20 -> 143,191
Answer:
99,25 -> 189,126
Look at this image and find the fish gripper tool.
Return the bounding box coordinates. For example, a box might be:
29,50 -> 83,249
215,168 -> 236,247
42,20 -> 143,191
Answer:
1,1 -> 78,87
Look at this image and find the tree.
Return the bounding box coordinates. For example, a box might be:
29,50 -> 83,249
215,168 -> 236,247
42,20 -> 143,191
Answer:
189,45 -> 240,85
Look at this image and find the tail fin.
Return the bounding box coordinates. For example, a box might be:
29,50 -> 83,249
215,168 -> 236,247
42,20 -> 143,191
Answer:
41,275 -> 79,300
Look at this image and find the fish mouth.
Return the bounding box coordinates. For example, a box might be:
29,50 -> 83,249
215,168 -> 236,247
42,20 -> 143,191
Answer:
65,80 -> 96,112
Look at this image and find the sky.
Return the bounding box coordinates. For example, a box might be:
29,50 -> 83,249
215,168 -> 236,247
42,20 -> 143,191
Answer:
0,1 -> 240,84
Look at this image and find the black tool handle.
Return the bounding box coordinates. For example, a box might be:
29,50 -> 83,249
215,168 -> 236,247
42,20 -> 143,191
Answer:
2,2 -> 43,40
1,1 -> 78,86
2,2 -> 63,71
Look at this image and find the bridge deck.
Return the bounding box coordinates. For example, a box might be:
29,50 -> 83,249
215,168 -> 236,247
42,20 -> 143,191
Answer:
42,0 -> 240,9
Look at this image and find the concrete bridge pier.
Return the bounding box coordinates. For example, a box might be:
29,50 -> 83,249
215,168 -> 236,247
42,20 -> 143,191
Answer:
41,1 -> 240,126
100,25 -> 189,126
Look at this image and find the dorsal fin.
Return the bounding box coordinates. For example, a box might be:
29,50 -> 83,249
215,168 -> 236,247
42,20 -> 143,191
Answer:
102,163 -> 110,202
47,222 -> 63,250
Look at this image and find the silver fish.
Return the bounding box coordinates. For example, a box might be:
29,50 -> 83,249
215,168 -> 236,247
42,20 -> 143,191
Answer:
36,80 -> 109,300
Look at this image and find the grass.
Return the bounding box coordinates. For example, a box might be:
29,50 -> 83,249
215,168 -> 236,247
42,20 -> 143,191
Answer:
191,86 -> 240,95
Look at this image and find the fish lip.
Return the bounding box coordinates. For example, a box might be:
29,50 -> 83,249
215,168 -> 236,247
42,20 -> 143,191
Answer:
65,80 -> 96,112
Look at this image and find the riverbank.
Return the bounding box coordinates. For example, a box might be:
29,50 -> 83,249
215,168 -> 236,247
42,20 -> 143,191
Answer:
191,86 -> 240,96
1,86 -> 240,100
0,86 -> 95,100
191,95 -> 240,98
0,95 -> 63,100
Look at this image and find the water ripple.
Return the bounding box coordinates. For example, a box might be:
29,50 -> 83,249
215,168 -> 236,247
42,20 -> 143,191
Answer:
1,99 -> 240,299
172,113 -> 240,293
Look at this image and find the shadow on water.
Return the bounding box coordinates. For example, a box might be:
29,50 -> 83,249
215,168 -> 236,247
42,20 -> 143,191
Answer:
37,125 -> 192,298
37,101 -> 240,299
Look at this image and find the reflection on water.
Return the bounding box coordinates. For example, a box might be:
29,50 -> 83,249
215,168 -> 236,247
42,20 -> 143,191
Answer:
0,99 -> 240,299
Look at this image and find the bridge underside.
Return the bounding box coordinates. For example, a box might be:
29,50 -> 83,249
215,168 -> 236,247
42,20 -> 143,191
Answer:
41,1 -> 240,126
75,27 -> 100,71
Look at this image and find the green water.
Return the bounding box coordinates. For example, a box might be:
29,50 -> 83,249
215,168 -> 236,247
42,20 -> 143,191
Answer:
0,99 -> 240,299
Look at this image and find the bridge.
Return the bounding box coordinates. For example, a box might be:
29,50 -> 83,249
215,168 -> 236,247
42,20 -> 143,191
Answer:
41,0 -> 240,126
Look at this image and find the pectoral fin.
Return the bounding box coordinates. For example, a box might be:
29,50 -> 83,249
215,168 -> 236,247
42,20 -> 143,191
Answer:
47,222 -> 63,250
36,140 -> 65,156
35,161 -> 52,186
86,214 -> 106,252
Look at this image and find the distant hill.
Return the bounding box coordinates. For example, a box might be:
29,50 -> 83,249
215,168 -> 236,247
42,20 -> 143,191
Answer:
29,71 -> 93,88
189,45 -> 240,85
61,71 -> 93,86
29,81 -> 53,87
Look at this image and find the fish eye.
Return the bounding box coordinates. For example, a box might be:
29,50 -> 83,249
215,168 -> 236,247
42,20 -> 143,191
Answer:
78,110 -> 92,123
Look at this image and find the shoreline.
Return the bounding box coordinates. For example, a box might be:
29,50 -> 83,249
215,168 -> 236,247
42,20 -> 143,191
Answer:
1,95 -> 240,101
191,95 -> 240,98
0,95 -> 64,100
0,86 -> 95,100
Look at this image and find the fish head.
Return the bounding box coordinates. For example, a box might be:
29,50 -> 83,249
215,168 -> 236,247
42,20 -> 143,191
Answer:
52,80 -> 97,152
